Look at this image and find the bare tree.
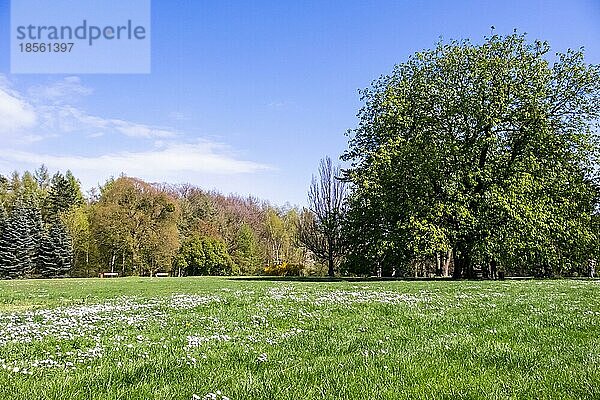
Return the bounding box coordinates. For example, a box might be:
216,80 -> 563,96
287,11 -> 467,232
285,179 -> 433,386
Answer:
298,157 -> 346,277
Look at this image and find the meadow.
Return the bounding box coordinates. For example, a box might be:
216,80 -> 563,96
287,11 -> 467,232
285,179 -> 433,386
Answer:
0,277 -> 598,400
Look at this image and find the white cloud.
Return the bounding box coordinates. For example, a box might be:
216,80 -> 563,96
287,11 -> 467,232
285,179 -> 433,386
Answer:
0,76 -> 271,190
34,104 -> 178,139
111,119 -> 178,138
0,76 -> 177,140
0,141 -> 271,189
28,76 -> 93,104
0,88 -> 37,134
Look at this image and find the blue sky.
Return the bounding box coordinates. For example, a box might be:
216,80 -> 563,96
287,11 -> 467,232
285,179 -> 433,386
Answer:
0,0 -> 599,206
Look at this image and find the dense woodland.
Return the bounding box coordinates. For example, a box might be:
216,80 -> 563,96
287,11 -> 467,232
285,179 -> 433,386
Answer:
0,167 -> 316,278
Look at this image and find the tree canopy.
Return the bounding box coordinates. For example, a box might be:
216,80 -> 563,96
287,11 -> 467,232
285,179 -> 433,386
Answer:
343,34 -> 600,277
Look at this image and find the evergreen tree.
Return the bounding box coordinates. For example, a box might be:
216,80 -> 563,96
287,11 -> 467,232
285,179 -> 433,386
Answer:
0,202 -> 6,229
21,171 -> 40,205
48,172 -> 84,218
33,165 -> 50,191
38,228 -> 58,277
0,176 -> 8,207
0,203 -> 10,278
51,220 -> 73,276
0,207 -> 21,278
24,205 -> 44,276
12,207 -> 33,276
38,220 -> 73,278
56,220 -> 73,275
65,171 -> 84,205
2,200 -> 44,277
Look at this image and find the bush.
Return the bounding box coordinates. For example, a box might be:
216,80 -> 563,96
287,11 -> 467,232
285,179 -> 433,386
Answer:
263,262 -> 304,276
174,236 -> 235,276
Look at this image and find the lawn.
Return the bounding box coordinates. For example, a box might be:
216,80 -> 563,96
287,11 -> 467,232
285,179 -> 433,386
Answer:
0,277 -> 598,399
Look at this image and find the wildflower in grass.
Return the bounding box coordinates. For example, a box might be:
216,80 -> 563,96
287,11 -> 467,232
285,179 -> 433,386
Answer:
198,390 -> 229,400
257,353 -> 268,363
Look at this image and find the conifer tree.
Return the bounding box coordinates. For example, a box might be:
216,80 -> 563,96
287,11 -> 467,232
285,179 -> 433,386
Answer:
33,165 -> 50,191
0,203 -> 10,278
48,172 -> 84,218
24,205 -> 44,276
55,220 -> 73,275
38,228 -> 58,277
0,202 -> 6,230
5,200 -> 42,277
39,220 -> 73,277
0,208 -> 20,278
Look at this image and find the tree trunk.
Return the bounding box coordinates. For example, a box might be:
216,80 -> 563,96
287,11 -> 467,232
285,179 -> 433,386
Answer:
327,253 -> 334,277
464,252 -> 473,279
327,238 -> 334,277
452,248 -> 461,278
110,252 -> 116,273
453,245 -> 474,279
443,249 -> 451,277
85,243 -> 89,277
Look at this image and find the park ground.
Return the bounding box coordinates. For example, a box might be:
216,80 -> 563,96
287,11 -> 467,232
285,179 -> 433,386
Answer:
0,277 -> 598,399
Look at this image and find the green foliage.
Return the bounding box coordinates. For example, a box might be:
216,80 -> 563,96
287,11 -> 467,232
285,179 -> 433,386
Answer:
91,177 -> 180,276
175,236 -> 235,276
38,220 -> 73,278
264,208 -> 305,267
33,164 -> 50,191
60,205 -> 93,277
0,195 -> 71,279
0,208 -> 19,278
232,223 -> 261,274
48,171 -> 84,218
0,169 -> 310,279
343,34 -> 600,277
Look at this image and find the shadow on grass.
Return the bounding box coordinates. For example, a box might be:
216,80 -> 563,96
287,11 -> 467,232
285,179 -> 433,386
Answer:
226,276 -> 564,283
227,276 -> 458,283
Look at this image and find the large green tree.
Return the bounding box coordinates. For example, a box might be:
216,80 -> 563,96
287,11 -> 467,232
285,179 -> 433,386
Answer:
343,34 -> 600,277
91,177 -> 179,275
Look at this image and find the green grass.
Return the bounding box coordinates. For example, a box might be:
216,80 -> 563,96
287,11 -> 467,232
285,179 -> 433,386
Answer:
0,277 -> 598,399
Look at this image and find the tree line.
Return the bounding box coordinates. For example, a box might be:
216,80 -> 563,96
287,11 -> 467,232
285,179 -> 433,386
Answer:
0,168 -> 319,278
